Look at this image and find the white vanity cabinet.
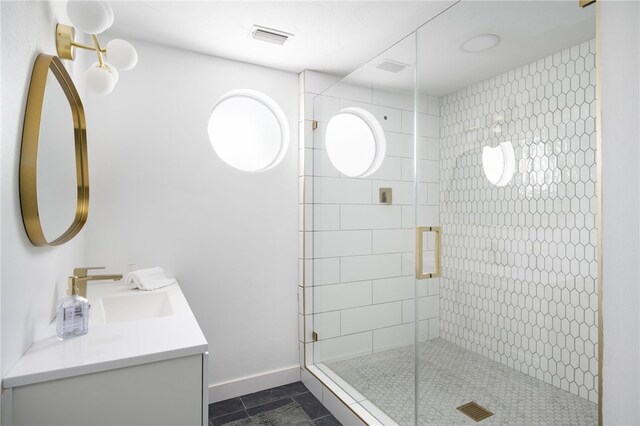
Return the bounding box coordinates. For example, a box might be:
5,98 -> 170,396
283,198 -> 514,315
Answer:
2,283 -> 209,426
4,353 -> 207,426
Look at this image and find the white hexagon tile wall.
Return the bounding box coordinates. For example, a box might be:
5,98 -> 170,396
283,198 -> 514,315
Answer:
439,39 -> 598,403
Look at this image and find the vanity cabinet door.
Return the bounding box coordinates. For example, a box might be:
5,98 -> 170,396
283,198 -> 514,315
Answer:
10,354 -> 204,426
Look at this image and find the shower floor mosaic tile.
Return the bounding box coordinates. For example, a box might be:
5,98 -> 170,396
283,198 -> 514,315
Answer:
327,338 -> 597,425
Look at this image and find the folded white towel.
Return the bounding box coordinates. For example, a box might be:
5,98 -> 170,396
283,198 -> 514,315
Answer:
125,267 -> 177,291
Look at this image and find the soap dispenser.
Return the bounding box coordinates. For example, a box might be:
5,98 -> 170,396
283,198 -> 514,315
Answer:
56,277 -> 90,340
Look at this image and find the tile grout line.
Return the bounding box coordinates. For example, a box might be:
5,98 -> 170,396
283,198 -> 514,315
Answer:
313,413 -> 335,421
209,407 -> 246,421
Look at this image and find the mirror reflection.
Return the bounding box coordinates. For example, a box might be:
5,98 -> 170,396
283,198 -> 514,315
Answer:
36,70 -> 78,242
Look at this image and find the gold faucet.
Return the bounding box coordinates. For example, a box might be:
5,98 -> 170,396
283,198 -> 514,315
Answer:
70,267 -> 123,298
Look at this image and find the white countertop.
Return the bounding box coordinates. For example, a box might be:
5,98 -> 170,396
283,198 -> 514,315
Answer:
3,282 -> 208,388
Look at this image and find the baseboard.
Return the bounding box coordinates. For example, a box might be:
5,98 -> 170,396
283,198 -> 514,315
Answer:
208,365 -> 301,403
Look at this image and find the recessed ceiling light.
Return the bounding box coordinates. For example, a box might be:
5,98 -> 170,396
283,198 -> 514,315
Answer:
460,34 -> 501,53
252,25 -> 293,45
376,59 -> 409,73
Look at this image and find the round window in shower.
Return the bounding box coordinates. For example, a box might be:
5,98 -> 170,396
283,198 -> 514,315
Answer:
208,89 -> 289,172
325,107 -> 386,177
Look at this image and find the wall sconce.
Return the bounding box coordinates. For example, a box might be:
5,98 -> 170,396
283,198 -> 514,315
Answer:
56,0 -> 138,95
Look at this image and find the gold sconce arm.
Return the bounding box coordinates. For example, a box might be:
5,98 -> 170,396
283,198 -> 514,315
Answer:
69,41 -> 104,52
56,24 -> 105,65
54,19 -> 137,95
90,34 -> 106,66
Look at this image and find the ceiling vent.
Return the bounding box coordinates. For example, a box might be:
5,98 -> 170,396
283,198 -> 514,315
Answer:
252,25 -> 293,45
376,59 -> 408,73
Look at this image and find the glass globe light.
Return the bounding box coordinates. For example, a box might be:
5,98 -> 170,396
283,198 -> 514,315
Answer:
66,0 -> 114,34
106,39 -> 138,70
106,63 -> 119,84
85,65 -> 115,95
105,2 -> 114,28
90,62 -> 118,84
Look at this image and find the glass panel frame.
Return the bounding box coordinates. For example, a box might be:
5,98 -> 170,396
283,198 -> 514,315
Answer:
305,32 -> 419,425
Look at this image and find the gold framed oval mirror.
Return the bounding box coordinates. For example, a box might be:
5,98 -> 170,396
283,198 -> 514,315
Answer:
20,54 -> 89,247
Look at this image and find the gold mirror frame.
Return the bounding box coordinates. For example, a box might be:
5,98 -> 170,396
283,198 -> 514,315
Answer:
19,54 -> 89,246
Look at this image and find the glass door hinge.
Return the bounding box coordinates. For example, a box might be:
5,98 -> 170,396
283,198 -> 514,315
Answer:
312,120 -> 318,130
312,331 -> 318,342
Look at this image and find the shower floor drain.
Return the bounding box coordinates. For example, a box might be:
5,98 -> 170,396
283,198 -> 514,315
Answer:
456,401 -> 494,422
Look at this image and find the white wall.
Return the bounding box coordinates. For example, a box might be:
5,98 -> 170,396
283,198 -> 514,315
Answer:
82,39 -> 300,400
600,1 -> 640,425
0,1 -> 87,377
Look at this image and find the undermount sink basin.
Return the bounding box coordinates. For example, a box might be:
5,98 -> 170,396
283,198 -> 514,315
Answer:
100,291 -> 174,323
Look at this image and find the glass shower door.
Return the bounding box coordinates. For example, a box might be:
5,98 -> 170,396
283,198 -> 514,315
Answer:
415,2 -> 599,425
304,2 -> 599,424
412,70 -> 444,426
306,33 -> 419,424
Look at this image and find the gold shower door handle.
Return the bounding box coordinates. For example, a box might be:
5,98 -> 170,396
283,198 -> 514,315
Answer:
416,226 -> 441,279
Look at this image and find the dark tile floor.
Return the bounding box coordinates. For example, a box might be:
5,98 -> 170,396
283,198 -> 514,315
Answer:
209,382 -> 342,426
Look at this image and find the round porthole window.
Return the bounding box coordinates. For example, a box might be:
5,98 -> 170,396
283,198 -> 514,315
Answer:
208,89 -> 289,172
325,107 -> 386,177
